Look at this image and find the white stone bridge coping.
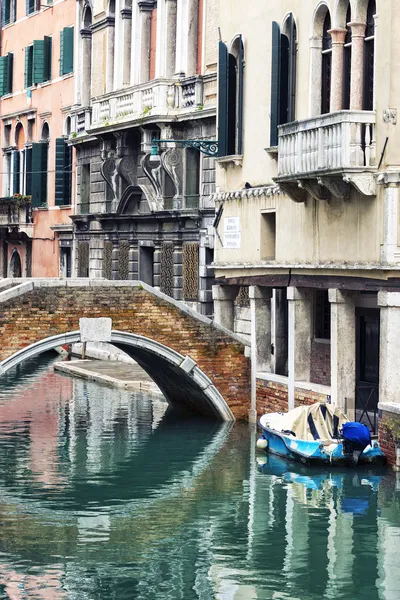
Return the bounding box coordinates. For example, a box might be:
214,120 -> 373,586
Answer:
0,278 -> 251,421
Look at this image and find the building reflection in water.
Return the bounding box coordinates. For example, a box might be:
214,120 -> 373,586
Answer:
0,357 -> 399,599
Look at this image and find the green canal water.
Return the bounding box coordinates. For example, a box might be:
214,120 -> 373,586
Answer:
0,354 -> 399,599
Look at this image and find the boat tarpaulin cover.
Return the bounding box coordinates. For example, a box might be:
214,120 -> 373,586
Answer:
260,403 -> 348,442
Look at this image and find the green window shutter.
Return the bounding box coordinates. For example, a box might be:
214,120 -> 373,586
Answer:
11,0 -> 16,22
237,35 -> 244,155
31,142 -> 48,207
12,151 -> 20,195
217,41 -> 229,157
33,39 -> 45,84
25,45 -> 33,88
287,13 -> 296,122
270,21 -> 281,147
0,56 -> 8,96
25,147 -> 32,196
60,27 -> 74,75
55,138 -> 66,205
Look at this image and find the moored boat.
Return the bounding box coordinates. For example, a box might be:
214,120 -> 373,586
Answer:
257,402 -> 385,467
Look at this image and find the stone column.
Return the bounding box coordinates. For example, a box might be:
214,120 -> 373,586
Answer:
378,291 -> 400,405
165,0 -> 177,78
349,22 -> 366,110
379,171 -> 400,264
287,287 -> 313,410
328,28 -> 347,113
121,9 -> 132,86
212,285 -> 238,331
249,286 -> 272,422
106,19 -> 116,93
186,0 -> 199,76
329,289 -> 356,419
80,29 -> 92,107
138,0 -> 153,83
309,36 -> 323,117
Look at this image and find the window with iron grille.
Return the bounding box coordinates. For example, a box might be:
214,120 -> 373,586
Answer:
314,290 -> 331,340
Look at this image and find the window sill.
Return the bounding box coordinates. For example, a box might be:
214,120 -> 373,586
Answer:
215,154 -> 243,168
265,146 -> 278,159
33,205 -> 48,211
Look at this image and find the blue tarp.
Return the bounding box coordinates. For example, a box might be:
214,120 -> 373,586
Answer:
342,422 -> 371,448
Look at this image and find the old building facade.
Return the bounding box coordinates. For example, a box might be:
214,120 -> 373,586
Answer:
213,0 -> 400,435
68,0 -> 218,314
0,0 -> 75,277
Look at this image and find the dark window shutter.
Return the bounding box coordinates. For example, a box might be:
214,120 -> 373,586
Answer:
12,151 -> 20,194
31,142 -> 48,207
237,35 -> 244,155
227,53 -> 236,155
64,143 -> 72,204
25,45 -> 33,88
44,36 -> 52,80
11,0 -> 16,22
270,21 -> 281,147
25,147 -> 32,195
60,27 -> 74,75
7,53 -> 13,95
287,13 -> 296,122
33,39 -> 45,84
55,138 -> 66,206
217,41 -> 229,157
280,35 -> 289,125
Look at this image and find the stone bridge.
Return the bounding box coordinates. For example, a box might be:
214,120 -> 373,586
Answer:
0,279 -> 250,420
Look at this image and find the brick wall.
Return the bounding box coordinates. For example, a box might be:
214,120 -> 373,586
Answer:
310,339 -> 331,386
256,377 -> 330,417
0,285 -> 250,420
378,411 -> 398,467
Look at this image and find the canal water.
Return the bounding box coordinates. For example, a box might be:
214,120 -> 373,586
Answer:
0,354 -> 398,600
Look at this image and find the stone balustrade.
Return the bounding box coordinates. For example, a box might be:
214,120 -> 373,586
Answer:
278,110 -> 376,177
90,76 -> 206,128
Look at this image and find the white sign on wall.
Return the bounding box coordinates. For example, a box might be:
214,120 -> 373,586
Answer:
223,217 -> 241,249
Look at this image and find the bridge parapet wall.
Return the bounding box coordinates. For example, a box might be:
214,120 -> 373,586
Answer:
0,279 -> 251,420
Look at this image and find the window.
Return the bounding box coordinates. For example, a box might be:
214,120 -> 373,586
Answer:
31,142 -> 48,206
2,0 -> 16,25
217,35 -> 244,156
184,148 -> 200,209
26,0 -> 40,16
55,138 -> 72,206
269,14 -> 297,147
321,12 -> 332,114
314,290 -> 331,340
363,0 -> 376,110
0,53 -> 13,96
260,211 -> 276,260
60,27 -> 74,75
25,37 -> 52,87
80,164 -> 90,214
343,5 -> 352,110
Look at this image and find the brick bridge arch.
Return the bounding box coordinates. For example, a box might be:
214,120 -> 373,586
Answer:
0,279 -> 251,420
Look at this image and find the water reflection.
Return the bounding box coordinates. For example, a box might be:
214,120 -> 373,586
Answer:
0,356 -> 399,599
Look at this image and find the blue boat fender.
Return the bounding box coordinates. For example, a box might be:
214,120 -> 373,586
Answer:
257,435 -> 268,450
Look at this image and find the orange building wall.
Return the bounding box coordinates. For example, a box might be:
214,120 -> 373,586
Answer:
0,0 -> 76,277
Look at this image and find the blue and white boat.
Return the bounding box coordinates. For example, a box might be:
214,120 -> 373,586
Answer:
257,402 -> 385,467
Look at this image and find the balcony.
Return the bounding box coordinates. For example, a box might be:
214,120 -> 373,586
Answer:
89,76 -> 205,131
0,196 -> 33,237
274,111 -> 376,202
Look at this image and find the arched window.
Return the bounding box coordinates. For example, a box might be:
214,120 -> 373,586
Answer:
9,249 -> 22,278
269,14 -> 297,146
343,4 -> 352,109
321,12 -> 332,114
41,122 -> 50,141
363,0 -> 375,110
217,35 -> 244,155
81,5 -> 92,106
